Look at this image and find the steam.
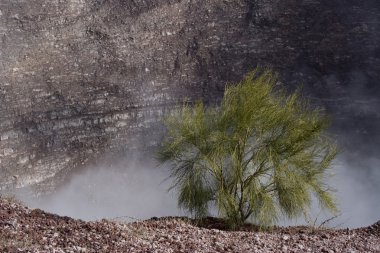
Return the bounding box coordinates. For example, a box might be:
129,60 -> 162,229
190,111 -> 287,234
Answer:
17,158 -> 182,221
289,153 -> 380,229
332,154 -> 380,228
13,145 -> 378,229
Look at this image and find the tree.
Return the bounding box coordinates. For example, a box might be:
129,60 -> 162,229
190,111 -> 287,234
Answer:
157,69 -> 338,228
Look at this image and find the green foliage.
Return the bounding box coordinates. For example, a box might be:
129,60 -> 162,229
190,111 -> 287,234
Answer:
157,68 -> 338,228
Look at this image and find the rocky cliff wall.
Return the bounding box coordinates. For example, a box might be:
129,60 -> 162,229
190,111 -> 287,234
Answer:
0,0 -> 379,192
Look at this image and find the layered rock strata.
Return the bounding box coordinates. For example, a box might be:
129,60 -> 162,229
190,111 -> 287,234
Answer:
0,0 -> 379,191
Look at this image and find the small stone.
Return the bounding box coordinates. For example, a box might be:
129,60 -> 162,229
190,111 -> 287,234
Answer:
321,247 -> 331,253
321,233 -> 330,239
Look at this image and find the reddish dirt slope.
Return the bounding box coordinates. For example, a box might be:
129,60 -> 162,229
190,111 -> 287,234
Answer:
0,197 -> 379,253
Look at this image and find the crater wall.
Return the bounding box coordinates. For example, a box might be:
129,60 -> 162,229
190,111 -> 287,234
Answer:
0,0 -> 379,191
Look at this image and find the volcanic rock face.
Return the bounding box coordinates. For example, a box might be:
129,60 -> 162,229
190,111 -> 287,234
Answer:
0,0 -> 379,191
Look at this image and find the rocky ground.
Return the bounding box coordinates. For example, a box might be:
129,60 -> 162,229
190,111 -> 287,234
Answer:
0,197 -> 379,253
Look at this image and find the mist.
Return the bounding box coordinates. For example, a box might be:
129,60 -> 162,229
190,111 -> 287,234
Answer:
12,142 -> 378,229
16,156 -> 183,222
333,154 -> 380,228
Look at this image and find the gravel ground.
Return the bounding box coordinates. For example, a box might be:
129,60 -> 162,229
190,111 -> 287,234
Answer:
0,197 -> 379,253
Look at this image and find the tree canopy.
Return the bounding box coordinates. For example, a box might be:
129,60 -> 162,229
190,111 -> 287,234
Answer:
157,69 -> 338,228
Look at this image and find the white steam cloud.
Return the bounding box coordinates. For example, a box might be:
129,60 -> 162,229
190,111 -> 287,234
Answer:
15,149 -> 380,229
17,158 -> 182,222
332,154 -> 380,228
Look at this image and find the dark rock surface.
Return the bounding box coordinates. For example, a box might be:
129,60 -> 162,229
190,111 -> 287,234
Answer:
0,0 -> 379,192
